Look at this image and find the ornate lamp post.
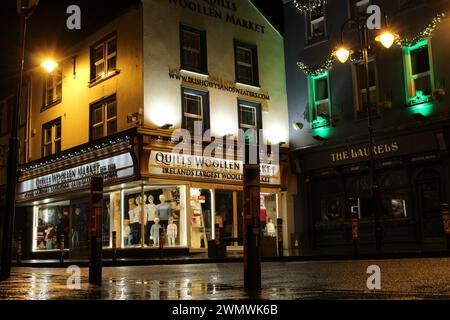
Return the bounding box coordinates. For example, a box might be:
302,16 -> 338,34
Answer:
335,14 -> 398,253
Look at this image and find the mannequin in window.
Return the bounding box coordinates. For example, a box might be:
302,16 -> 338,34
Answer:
145,195 -> 157,245
265,217 -> 276,237
157,194 -> 172,229
150,217 -> 162,247
167,217 -> 178,246
259,195 -> 267,235
129,196 -> 144,245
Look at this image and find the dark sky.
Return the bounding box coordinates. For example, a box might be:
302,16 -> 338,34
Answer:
0,0 -> 283,98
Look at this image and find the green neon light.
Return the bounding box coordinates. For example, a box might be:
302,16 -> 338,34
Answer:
408,101 -> 434,117
311,70 -> 328,80
311,115 -> 330,129
405,39 -> 428,52
408,90 -> 432,106
312,126 -> 331,139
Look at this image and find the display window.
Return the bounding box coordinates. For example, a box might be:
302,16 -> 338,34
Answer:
190,188 -> 213,249
261,192 -> 279,238
33,201 -> 70,251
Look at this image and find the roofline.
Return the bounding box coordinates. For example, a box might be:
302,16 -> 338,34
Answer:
249,0 -> 284,37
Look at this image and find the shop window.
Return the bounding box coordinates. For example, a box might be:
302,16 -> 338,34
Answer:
354,59 -> 378,117
180,25 -> 207,74
348,197 -> 373,220
190,188 -> 213,249
403,39 -> 434,106
33,201 -> 70,251
234,41 -> 259,86
318,198 -> 344,224
382,197 -> 408,218
90,34 -> 117,82
90,95 -> 117,141
306,1 -> 326,44
309,72 -> 331,128
43,70 -> 62,107
123,185 -> 187,248
261,193 -> 278,237
181,87 -> 210,134
42,118 -> 61,157
238,99 -> 262,143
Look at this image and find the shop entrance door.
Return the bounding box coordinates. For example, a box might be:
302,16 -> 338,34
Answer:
69,201 -> 90,259
215,189 -> 243,247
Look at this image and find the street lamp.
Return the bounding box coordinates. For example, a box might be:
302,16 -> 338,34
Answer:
1,0 -> 39,279
40,59 -> 58,73
334,13 -> 398,253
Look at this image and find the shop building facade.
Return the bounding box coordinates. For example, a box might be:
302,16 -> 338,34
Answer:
283,0 -> 450,254
15,0 -> 292,259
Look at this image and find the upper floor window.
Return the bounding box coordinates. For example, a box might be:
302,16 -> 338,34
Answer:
181,87 -> 210,134
43,70 -> 62,107
42,118 -> 61,157
238,99 -> 262,143
90,95 -> 117,141
350,0 -> 370,21
234,41 -> 259,86
90,34 -> 117,82
309,72 -> 331,128
403,39 -> 434,106
180,25 -> 207,74
306,1 -> 326,44
354,59 -> 378,117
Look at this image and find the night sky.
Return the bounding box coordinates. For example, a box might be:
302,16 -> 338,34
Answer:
0,0 -> 283,98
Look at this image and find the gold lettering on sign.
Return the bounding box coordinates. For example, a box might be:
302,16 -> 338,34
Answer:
330,142 -> 399,163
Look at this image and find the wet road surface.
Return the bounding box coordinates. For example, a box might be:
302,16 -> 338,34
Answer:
1,258 -> 450,300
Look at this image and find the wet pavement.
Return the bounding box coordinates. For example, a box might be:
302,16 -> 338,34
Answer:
1,258 -> 450,300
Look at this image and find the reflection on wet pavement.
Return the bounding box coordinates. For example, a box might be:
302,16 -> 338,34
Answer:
2,259 -> 450,300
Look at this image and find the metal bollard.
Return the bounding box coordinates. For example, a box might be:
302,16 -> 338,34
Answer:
16,237 -> 22,263
277,218 -> 283,257
442,203 -> 450,254
112,231 -> 117,263
59,235 -> 65,263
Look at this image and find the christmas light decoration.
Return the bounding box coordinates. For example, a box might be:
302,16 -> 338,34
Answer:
293,0 -> 327,14
297,53 -> 335,77
396,13 -> 445,48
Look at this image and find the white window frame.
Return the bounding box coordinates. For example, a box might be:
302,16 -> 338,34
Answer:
183,92 -> 204,127
91,98 -> 117,140
42,119 -> 61,157
44,71 -> 62,106
92,35 -> 117,81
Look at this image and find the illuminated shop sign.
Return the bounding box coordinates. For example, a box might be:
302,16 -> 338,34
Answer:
168,0 -> 266,34
330,142 -> 399,163
149,151 -> 280,185
18,153 -> 134,200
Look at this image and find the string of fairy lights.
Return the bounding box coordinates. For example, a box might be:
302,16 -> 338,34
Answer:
292,0 -> 326,14
295,12 -> 446,77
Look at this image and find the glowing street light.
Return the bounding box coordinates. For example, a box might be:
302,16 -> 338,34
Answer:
335,47 -> 351,63
375,30 -> 399,49
40,59 -> 58,73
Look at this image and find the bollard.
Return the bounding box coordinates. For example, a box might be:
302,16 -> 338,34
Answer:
16,237 -> 22,263
112,231 -> 117,263
276,218 -> 283,257
442,203 -> 450,254
351,206 -> 359,256
59,234 -> 65,263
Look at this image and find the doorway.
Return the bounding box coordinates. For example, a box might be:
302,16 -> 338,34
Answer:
215,189 -> 243,247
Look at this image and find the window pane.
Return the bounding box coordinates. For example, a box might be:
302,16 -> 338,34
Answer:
107,38 -> 117,55
314,77 -> 328,101
412,46 -> 430,75
107,120 -> 117,136
93,106 -> 103,124
315,100 -> 329,117
44,127 -> 52,143
96,63 -> 105,78
183,51 -> 201,70
107,56 -> 116,73
107,101 -> 117,119
237,47 -> 252,65
54,140 -> 61,153
93,125 -> 104,140
414,75 -> 432,96
44,144 -> 52,157
237,65 -> 253,83
184,94 -> 202,115
182,30 -> 201,69
94,45 -> 104,63
240,106 -> 256,127
55,123 -> 61,139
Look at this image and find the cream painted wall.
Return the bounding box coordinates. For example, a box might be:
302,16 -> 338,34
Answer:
27,6 -> 143,162
142,0 -> 289,145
